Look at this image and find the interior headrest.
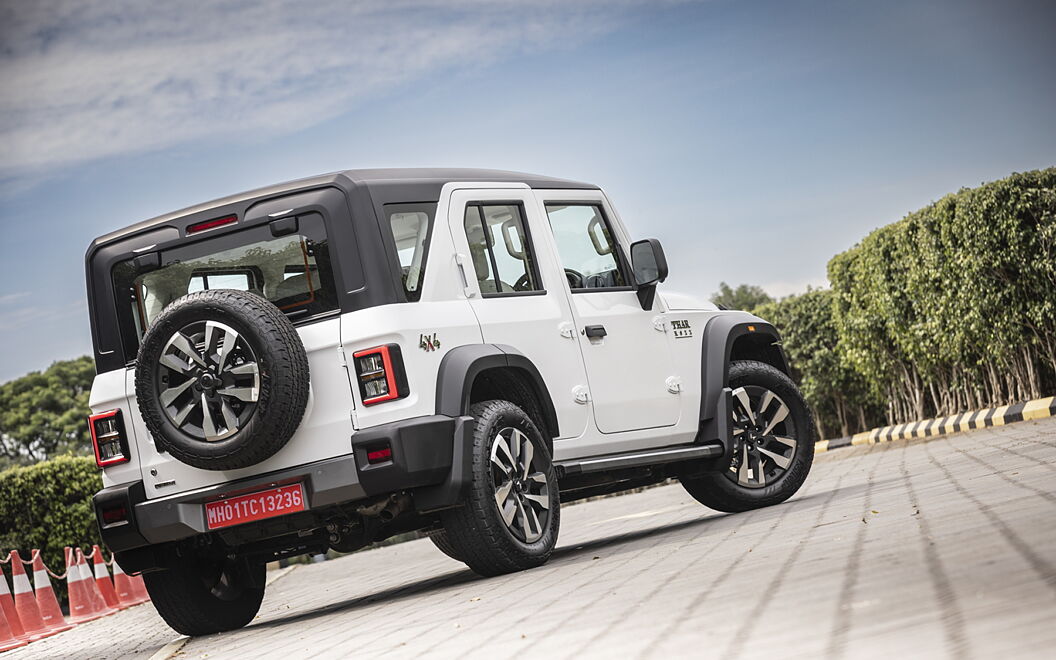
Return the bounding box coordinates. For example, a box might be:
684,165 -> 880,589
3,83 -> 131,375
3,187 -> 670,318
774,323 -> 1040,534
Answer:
275,273 -> 309,300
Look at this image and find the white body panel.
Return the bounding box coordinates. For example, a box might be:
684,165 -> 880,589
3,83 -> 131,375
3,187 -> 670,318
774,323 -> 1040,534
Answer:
660,290 -> 720,312
91,370 -> 143,489
340,301 -> 482,428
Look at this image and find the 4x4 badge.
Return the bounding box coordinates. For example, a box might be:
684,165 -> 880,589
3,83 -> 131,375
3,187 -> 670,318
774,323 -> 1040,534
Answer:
419,332 -> 441,352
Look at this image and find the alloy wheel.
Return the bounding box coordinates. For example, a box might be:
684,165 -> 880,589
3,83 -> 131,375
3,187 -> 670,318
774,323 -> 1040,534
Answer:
725,385 -> 798,488
155,320 -> 260,442
490,427 -> 550,543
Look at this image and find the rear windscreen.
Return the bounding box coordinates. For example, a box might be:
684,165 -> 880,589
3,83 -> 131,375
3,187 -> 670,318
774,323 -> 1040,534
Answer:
111,213 -> 338,358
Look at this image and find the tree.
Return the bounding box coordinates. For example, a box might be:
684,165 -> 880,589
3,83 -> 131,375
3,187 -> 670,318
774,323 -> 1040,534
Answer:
756,289 -> 881,438
0,356 -> 96,467
710,282 -> 774,313
828,167 -> 1056,425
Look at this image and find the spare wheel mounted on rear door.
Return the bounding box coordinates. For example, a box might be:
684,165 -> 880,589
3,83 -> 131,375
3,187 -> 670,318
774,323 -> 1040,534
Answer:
134,289 -> 310,471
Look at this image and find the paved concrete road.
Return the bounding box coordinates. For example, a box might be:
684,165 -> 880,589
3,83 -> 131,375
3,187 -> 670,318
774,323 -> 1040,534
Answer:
9,418 -> 1056,660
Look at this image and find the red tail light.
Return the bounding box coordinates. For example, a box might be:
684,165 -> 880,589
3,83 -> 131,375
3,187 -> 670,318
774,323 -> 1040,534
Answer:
366,447 -> 392,464
101,503 -> 129,525
352,344 -> 409,405
88,409 -> 130,467
187,214 -> 237,235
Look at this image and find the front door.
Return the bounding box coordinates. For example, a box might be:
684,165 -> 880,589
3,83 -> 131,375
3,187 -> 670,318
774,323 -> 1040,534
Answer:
447,188 -> 591,440
539,194 -> 680,434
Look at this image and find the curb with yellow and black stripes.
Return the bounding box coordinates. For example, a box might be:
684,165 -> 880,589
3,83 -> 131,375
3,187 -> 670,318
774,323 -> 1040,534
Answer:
815,395 -> 1056,453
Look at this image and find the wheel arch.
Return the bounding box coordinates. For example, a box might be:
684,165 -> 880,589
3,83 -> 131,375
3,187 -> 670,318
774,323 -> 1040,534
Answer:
435,344 -> 560,442
699,313 -> 788,425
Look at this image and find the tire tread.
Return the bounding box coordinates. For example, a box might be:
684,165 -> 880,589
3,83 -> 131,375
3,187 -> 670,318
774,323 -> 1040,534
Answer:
681,360 -> 816,513
441,400 -> 559,577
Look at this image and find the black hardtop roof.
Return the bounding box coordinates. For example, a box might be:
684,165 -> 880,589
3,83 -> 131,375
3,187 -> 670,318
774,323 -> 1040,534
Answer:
92,168 -> 598,247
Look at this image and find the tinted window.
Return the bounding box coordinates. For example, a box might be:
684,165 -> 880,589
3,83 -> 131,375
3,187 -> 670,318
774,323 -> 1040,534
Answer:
463,203 -> 541,295
384,203 -> 435,302
544,204 -> 627,290
112,213 -> 338,352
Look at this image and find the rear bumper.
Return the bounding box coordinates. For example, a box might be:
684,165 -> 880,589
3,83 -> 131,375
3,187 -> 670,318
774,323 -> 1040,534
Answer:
94,414 -> 472,554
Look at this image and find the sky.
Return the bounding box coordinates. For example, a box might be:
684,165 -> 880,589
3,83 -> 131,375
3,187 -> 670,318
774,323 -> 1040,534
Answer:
1,0 -> 1054,382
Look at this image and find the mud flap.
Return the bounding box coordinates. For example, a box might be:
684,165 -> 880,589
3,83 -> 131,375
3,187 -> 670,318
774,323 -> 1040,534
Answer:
696,387 -> 736,466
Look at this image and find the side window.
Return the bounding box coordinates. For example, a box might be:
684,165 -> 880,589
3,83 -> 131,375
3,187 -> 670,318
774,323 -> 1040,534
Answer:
463,203 -> 542,295
544,204 -> 628,290
384,203 -> 436,302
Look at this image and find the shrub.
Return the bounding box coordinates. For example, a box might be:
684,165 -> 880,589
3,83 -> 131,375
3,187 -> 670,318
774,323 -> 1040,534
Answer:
0,455 -> 102,603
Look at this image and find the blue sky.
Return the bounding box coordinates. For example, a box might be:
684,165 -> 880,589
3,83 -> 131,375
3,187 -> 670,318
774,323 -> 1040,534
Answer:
1,0 -> 1054,382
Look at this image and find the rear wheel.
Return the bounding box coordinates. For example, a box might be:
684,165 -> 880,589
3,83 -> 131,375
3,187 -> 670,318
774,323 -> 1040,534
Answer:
427,530 -> 463,561
680,360 -> 815,512
441,400 -> 560,577
143,554 -> 265,636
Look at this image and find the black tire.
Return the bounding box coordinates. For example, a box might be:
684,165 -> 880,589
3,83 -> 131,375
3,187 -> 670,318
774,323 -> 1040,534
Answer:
441,400 -> 560,577
134,290 -> 310,471
427,529 -> 463,561
143,555 -> 265,636
680,360 -> 815,512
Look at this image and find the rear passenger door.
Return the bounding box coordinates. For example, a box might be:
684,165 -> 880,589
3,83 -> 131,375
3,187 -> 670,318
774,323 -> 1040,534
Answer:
447,188 -> 590,440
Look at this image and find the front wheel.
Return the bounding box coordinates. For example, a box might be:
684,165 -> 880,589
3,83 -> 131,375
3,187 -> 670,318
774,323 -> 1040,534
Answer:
441,400 -> 560,577
143,554 -> 265,636
681,360 -> 815,512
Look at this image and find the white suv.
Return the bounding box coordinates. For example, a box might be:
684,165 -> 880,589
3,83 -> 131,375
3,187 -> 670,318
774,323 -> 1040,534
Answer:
86,169 -> 814,635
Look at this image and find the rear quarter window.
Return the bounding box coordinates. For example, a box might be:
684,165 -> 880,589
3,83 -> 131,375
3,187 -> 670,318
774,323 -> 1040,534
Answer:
383,203 -> 436,302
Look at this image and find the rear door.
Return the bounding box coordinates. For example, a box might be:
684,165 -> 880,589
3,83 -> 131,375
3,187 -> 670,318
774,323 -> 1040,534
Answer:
447,188 -> 591,440
538,192 -> 680,434
112,210 -> 356,499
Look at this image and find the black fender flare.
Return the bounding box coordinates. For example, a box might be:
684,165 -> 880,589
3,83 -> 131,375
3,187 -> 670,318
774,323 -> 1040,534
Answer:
699,312 -> 787,423
697,313 -> 787,461
416,344 -> 560,512
435,343 -> 560,439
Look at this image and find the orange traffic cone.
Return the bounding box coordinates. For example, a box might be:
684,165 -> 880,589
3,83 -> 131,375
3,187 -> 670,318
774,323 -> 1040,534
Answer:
0,565 -> 27,642
0,603 -> 27,653
8,550 -> 58,640
77,549 -> 116,617
111,559 -> 139,607
30,550 -> 73,634
130,572 -> 150,604
65,547 -> 99,624
90,546 -> 121,610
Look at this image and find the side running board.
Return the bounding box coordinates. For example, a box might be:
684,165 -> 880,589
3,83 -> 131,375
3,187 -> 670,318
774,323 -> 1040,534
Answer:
555,443 -> 724,477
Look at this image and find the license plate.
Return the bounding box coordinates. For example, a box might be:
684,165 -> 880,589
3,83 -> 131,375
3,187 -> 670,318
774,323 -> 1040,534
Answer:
205,484 -> 306,530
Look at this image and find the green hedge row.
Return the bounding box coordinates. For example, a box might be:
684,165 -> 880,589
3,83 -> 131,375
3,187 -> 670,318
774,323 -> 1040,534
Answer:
0,456 -> 102,604
757,167 -> 1056,438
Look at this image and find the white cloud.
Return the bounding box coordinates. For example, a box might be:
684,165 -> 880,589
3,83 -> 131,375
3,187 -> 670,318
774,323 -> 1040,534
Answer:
0,0 -> 688,184
0,292 -> 30,306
